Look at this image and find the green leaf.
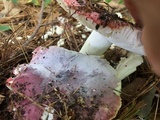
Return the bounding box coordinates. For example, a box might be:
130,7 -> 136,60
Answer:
31,0 -> 40,6
105,0 -> 112,3
45,0 -> 51,7
0,25 -> 11,31
11,0 -> 18,5
119,0 -> 124,4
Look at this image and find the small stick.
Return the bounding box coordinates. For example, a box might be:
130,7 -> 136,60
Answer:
24,0 -> 45,45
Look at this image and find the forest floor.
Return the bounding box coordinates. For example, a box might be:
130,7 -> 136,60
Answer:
0,0 -> 160,120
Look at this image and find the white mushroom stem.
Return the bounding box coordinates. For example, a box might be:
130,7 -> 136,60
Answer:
80,26 -> 144,55
80,30 -> 112,55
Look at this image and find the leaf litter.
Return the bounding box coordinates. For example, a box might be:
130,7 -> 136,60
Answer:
0,0 -> 159,119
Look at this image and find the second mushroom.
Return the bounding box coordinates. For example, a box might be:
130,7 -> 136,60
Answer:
56,0 -> 144,55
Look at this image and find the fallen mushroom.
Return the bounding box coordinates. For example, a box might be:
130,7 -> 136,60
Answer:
56,0 -> 144,55
6,46 -> 143,120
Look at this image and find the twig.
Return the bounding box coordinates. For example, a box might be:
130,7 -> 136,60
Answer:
40,20 -> 59,27
67,26 -> 79,51
11,20 -> 31,63
0,14 -> 28,23
12,87 -> 62,118
24,0 -> 45,45
154,95 -> 159,120
1,19 -> 30,64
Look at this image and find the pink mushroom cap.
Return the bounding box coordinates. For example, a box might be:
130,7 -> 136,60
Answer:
6,46 -> 121,120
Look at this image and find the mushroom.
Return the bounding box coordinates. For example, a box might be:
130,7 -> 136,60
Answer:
56,0 -> 144,55
6,46 -> 143,120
